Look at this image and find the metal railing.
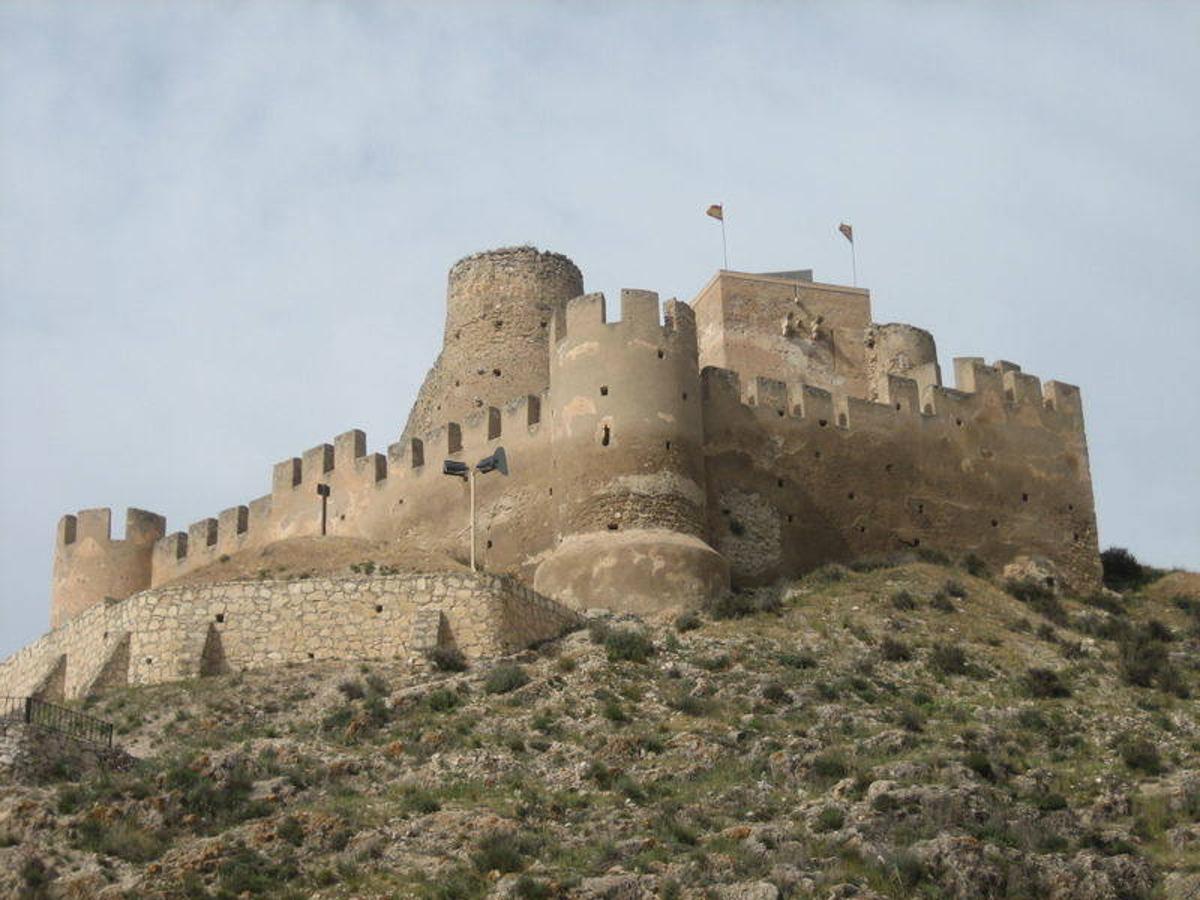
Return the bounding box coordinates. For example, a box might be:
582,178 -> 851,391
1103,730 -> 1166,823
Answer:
0,696 -> 114,749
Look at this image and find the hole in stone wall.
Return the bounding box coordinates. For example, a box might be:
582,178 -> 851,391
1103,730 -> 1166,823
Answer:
682,392 -> 688,400
103,631 -> 109,640
847,492 -> 855,500
493,368 -> 501,377
548,487 -> 553,496
540,320 -> 548,329
913,538 -> 922,547
486,539 -> 493,549
895,403 -> 902,410
857,524 -> 866,533
308,652 -> 315,659
787,514 -> 794,523
375,604 -> 383,613
1022,493 -> 1029,503
494,320 -> 503,329
814,450 -> 822,459
1067,503 -> 1075,511
955,418 -> 964,427
1073,532 -> 1081,541
818,419 -> 828,427
665,441 -> 671,450
777,478 -> 784,488
777,409 -> 785,417
215,613 -> 224,624
1005,388 -> 1015,402
600,385 -> 608,396
657,349 -> 665,359
885,463 -> 893,473
454,379 -> 461,387
607,522 -> 619,531
916,503 -> 924,513
145,657 -> 153,664
991,519 -> 999,527
601,425 -> 611,446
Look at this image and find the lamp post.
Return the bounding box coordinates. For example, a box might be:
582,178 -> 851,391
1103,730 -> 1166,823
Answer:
442,447 -> 507,571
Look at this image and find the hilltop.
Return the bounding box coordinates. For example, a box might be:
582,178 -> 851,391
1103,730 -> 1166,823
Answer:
3,555 -> 1198,899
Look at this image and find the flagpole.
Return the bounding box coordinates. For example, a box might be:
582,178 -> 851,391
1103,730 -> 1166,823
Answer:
850,241 -> 857,287
721,214 -> 728,270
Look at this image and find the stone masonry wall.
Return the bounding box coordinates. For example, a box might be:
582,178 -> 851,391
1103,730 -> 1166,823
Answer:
0,573 -> 580,701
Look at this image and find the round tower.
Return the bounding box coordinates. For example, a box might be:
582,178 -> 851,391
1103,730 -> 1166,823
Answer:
865,322 -> 940,400
533,290 -> 729,614
51,507 -> 165,628
403,246 -> 583,440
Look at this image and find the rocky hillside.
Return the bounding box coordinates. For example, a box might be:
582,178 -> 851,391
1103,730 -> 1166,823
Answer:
3,555 -> 1199,899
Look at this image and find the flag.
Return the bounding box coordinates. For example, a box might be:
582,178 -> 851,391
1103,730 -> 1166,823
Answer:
706,204 -> 724,221
838,222 -> 854,243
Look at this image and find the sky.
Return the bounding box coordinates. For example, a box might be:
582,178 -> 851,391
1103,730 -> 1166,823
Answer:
1,2 -> 1197,658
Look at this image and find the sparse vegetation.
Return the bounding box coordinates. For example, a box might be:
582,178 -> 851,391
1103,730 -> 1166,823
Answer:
484,664 -> 529,695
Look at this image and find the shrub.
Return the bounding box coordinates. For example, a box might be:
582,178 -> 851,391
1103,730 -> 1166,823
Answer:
604,628 -> 654,663
898,705 -> 925,733
472,830 -> 533,874
814,806 -> 845,832
426,688 -> 460,712
20,857 -> 50,893
705,587 -> 783,619
929,642 -> 969,676
964,751 -> 997,782
276,815 -> 305,847
217,844 -> 299,895
1144,619 -> 1175,642
337,679 -> 366,701
668,691 -> 712,717
890,590 -> 918,611
1036,623 -> 1059,643
399,785 -> 441,815
75,817 -> 167,862
943,579 -> 968,599
1101,547 -> 1149,592
600,698 -> 628,723
880,637 -> 912,662
962,553 -> 989,578
915,547 -> 952,566
849,553 -> 908,572
674,610 -> 702,632
778,650 -> 817,669
1023,667 -> 1071,698
761,682 -> 790,704
587,619 -> 611,645
1081,592 -> 1126,616
929,590 -> 956,613
696,653 -> 730,671
810,752 -> 849,781
812,563 -> 849,582
484,665 -> 529,695
513,875 -> 553,899
1005,579 -> 1067,625
1118,629 -> 1170,688
1118,737 -> 1164,775
427,646 -> 468,672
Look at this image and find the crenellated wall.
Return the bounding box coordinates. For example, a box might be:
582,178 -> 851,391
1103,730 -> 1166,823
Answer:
38,246 -> 1103,636
701,357 -> 1100,591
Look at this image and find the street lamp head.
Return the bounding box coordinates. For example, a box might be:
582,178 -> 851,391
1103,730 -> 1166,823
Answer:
475,446 -> 508,476
442,460 -> 470,480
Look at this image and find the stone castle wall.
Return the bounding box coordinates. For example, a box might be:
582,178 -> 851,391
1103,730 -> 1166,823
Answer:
0,573 -> 581,701
40,250 -> 1104,630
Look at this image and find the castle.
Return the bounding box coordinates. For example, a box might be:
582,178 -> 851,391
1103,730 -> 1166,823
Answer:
2,246 -> 1101,699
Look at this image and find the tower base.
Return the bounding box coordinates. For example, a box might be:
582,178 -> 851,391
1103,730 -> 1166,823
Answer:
534,529 -> 729,615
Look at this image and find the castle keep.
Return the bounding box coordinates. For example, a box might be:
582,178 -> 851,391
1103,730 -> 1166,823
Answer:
4,245 -> 1101,698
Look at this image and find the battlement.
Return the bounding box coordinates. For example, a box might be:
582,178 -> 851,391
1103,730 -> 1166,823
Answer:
56,507 -> 165,548
552,290 -> 697,349
704,355 -> 1085,436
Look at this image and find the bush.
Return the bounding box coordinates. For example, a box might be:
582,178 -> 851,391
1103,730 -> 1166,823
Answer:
337,679 -> 366,701
1118,628 -> 1170,688
810,752 -> 849,781
674,610 -> 702,632
880,637 -> 912,662
761,682 -> 790,704
1118,737 -> 1164,775
1023,667 -> 1072,698
426,688 -> 460,712
814,806 -> 845,832
484,665 -> 529,695
929,591 -> 956,613
587,619 -> 611,645
217,844 -> 299,895
604,628 -> 654,663
890,590 -> 918,611
705,587 -> 783,619
20,857 -> 50,893
399,785 -> 442,815
668,691 -> 712,717
962,553 -> 989,578
427,646 -> 468,672
928,642 -> 970,676
915,547 -> 952,566
943,579 -> 968,599
964,751 -> 997,782
276,815 -> 305,847
1081,592 -> 1127,616
778,650 -> 817,669
1005,579 -> 1067,625
75,817 -> 167,863
472,830 -> 533,874
812,563 -> 849,582
1101,547 -> 1150,592
898,705 -> 925,733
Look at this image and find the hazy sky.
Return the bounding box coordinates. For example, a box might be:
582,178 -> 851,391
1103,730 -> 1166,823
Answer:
2,2 -> 1197,658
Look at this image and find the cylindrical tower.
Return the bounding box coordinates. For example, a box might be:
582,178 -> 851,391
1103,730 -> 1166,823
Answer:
534,290 -> 728,613
865,322 -> 941,400
51,507 -> 165,628
402,246 -> 583,440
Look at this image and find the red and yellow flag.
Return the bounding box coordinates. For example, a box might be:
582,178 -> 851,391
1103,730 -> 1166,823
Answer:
838,222 -> 854,243
706,204 -> 724,221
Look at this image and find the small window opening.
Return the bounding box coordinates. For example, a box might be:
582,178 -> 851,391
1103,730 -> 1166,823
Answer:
600,385 -> 608,396
493,368 -> 501,377
916,503 -> 924,513
454,379 -> 461,387
777,478 -> 784,488
494,319 -> 503,329
818,419 -> 828,428
991,519 -> 999,528
103,631 -> 109,640
308,652 -> 315,659
895,403 -> 902,411
885,463 -> 894,473
549,487 -> 553,496
787,514 -> 794,523
955,418 -> 964,427
607,522 -> 619,531
215,613 -> 225,624
665,441 -> 671,450
375,604 -> 383,614
682,392 -> 688,401
913,538 -> 922,547
1073,532 -> 1081,542
486,539 -> 493,549
847,492 -> 855,500
145,657 -> 153,664
657,349 -> 665,359
777,409 -> 785,417
540,320 -> 548,329
1021,492 -> 1029,503
1067,503 -> 1075,511
601,425 -> 611,446
814,450 -> 822,460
